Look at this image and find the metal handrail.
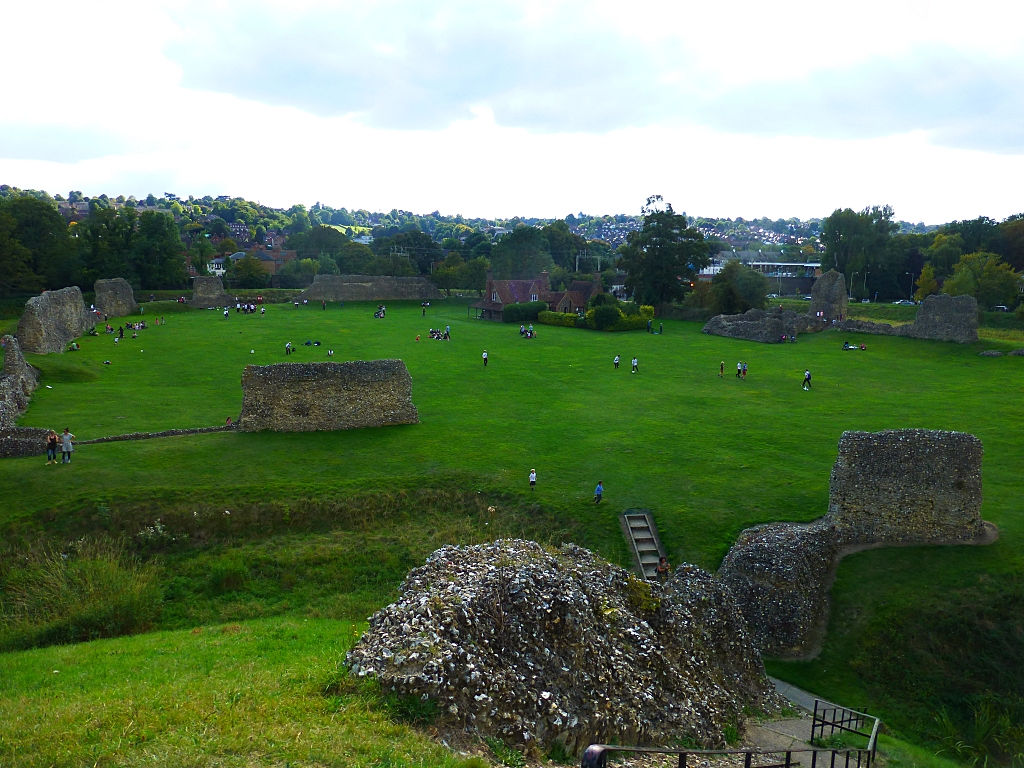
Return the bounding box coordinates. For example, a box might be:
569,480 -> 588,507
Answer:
581,700 -> 882,768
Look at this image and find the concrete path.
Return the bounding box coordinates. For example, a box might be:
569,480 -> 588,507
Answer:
769,677 -> 839,713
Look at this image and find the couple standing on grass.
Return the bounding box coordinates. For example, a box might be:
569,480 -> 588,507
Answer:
45,428 -> 75,465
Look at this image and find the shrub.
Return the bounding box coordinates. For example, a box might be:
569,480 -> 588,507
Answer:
592,303 -> 621,330
0,537 -> 162,651
501,301 -> 549,323
537,311 -> 578,328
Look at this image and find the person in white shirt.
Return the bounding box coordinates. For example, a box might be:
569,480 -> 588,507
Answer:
631,357 -> 638,373
482,350 -> 488,367
529,469 -> 537,489
614,355 -> 620,369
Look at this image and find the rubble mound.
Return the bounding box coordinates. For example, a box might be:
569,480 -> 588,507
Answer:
1010,348 -> 1024,356
979,350 -> 1004,357
702,307 -> 802,343
347,540 -> 781,756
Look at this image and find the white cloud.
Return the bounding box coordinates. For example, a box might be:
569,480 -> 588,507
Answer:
2,0 -> 1024,220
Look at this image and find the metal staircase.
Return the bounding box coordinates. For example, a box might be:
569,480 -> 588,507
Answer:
619,509 -> 666,580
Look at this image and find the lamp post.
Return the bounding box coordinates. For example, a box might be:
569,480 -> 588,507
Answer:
850,272 -> 858,300
863,271 -> 869,299
905,271 -> 913,300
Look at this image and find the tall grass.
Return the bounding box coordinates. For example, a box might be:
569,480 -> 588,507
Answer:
0,537 -> 161,651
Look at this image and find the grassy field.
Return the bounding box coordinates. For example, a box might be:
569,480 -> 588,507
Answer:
2,298 -> 1023,764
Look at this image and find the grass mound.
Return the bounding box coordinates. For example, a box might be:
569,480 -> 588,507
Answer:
0,537 -> 160,651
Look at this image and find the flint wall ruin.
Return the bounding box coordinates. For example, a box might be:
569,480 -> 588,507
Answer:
839,293 -> 978,343
717,429 -> 989,658
189,276 -> 234,308
297,274 -> 441,302
239,359 -> 419,432
94,278 -> 139,318
16,287 -> 97,354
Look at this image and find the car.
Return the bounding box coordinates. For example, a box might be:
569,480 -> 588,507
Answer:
893,299 -> 915,305
994,305 -> 1010,312
861,298 -> 870,303
802,295 -> 812,301
767,293 -> 779,299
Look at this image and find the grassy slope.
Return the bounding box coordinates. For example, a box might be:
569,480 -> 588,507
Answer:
2,299 -> 1023,754
0,615 -> 481,768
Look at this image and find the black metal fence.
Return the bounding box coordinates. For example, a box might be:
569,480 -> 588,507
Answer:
581,700 -> 880,768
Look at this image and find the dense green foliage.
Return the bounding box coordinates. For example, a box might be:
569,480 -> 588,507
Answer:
500,301 -> 549,323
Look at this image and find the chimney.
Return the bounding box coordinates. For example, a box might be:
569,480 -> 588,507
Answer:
486,270 -> 494,283
539,270 -> 550,290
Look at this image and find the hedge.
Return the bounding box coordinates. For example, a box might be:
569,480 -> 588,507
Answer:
540,304 -> 655,331
502,301 -> 549,323
538,311 -> 579,327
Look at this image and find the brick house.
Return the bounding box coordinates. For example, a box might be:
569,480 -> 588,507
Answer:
472,271 -> 602,321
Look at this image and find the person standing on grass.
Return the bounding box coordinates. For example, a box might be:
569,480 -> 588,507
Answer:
719,361 -> 724,377
530,469 -> 537,490
632,356 -> 638,373
46,430 -> 58,465
803,369 -> 812,390
482,350 -> 488,367
659,322 -> 663,335
614,354 -> 620,369
594,481 -> 604,504
60,428 -> 75,464
736,361 -> 742,378
742,362 -> 748,380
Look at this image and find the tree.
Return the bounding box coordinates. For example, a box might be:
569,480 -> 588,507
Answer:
216,238 -> 238,255
488,226 -> 552,279
914,264 -> 939,302
0,209 -> 43,297
233,254 -> 270,289
286,225 -> 349,260
0,196 -> 78,289
130,212 -> 187,289
619,196 -> 710,306
998,216 -> 1024,272
188,237 -> 214,277
943,252 -> 1020,308
821,205 -> 898,299
457,256 -> 490,292
431,252 -> 463,296
372,230 -> 441,274
709,261 -> 769,314
540,220 -> 585,270
925,234 -> 964,278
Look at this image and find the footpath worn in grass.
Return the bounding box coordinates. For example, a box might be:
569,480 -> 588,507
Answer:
2,298 -> 1023,755
0,615 -> 485,768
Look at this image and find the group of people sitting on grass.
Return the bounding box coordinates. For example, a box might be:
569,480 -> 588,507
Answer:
285,341 -> 333,356
426,326 -> 451,340
374,304 -> 387,318
519,324 -> 537,338
778,334 -> 797,343
843,341 -> 867,350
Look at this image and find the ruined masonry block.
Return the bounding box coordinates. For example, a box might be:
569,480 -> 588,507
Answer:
808,269 -> 848,322
16,287 -> 97,354
839,293 -> 978,343
94,278 -> 139,318
189,275 -> 234,308
239,360 -> 419,432
0,335 -> 39,430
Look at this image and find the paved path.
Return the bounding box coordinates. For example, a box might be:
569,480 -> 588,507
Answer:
743,679 -> 844,752
769,677 -> 839,713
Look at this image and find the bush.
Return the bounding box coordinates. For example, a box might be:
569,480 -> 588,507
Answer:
537,311 -> 578,327
0,537 -> 162,651
501,301 -> 549,323
592,303 -> 621,330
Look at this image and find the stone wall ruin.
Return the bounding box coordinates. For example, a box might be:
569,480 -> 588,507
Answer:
239,359 -> 419,432
717,429 -> 990,658
347,540 -> 781,756
702,307 -> 822,343
94,278 -> 139,318
0,335 -> 39,431
297,274 -> 441,302
189,275 -> 234,308
839,293 -> 978,343
16,286 -> 97,354
808,269 -> 848,321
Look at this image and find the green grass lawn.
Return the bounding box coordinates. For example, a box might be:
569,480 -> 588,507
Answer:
2,298 -> 1023,761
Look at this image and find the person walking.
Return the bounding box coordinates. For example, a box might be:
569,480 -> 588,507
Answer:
60,427 -> 75,464
322,300 -> 326,310
719,361 -> 724,377
285,341 -> 292,356
631,356 -> 638,373
614,354 -> 620,369
742,362 -> 748,380
647,318 -> 652,333
736,361 -> 742,378
529,469 -> 537,490
482,350 -> 488,367
803,369 -> 812,390
594,481 -> 604,504
45,430 -> 58,465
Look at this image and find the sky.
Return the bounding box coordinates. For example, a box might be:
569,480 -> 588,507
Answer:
2,0 -> 1024,223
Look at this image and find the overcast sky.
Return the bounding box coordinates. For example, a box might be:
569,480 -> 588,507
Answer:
3,0 -> 1024,222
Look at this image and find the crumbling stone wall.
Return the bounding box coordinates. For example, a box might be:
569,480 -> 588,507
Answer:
297,274 -> 441,302
94,278 -> 139,318
0,427 -> 50,458
16,287 -> 97,354
839,293 -> 978,343
239,360 -> 419,432
189,276 -> 234,308
348,540 -> 781,756
702,307 -> 802,343
808,270 -> 848,321
0,335 -> 39,430
718,429 -> 988,657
